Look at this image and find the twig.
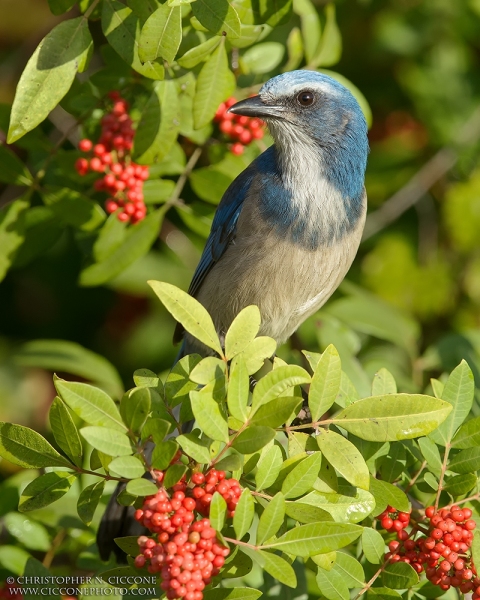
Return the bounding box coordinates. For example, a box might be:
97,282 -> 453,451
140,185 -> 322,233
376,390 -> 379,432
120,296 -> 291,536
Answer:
404,459 -> 427,493
43,529 -> 66,568
434,443 -> 451,511
166,147 -> 203,208
363,106 -> 480,240
352,557 -> 393,599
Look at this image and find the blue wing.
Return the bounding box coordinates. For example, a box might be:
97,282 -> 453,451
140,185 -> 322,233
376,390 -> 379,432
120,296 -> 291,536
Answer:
172,157 -> 258,344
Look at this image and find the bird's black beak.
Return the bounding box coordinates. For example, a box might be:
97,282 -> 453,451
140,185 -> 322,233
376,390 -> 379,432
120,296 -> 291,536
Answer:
227,95 -> 282,119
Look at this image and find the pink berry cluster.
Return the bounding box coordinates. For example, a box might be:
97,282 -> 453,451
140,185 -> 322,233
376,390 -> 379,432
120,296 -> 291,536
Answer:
214,97 -> 264,155
133,468 -> 241,600
190,470 -> 242,518
74,92 -> 149,224
381,505 -> 478,594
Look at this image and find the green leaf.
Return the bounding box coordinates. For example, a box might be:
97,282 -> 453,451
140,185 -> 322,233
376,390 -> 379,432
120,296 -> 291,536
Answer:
81,209 -> 164,286
333,552 -> 365,588
163,464 -> 188,489
252,0 -> 292,26
309,344 -> 341,421
120,387 -> 151,433
215,453 -> 243,472
301,487 -> 375,523
142,418 -> 171,444
371,368 -> 397,396
240,42 -> 284,74
191,0 -> 241,38
317,430 -> 369,490
142,178 -> 175,203
114,536 -> 142,557
281,452 -> 322,499
448,446 -> 480,473
0,422 -> 71,469
42,186 -> 105,231
149,281 -> 223,356
242,336 -> 277,375
312,4 -> 341,67
165,353 -> 202,407
429,360 -> 474,446
417,436 -> 442,472
177,36 -> 222,68
93,211 -> 127,262
48,0 -> 76,15
315,567 -> 349,600
452,416 -> 480,449
190,357 -> 226,385
381,561 -> 419,589
134,81 -> 180,164
285,502 -> 333,524
442,473 -> 477,496
264,522 -> 362,556
3,513 -> 50,551
152,440 -> 179,470
193,38 -> 236,129
231,426 -> 276,454
0,546 -> 31,576
335,394 -> 453,442
257,492 -> 285,545
369,477 -> 410,515
210,492 -> 227,531
243,547 -> 297,587
80,426 -> 133,456
250,396 -> 301,429
294,0 -> 321,64
49,396 -> 83,467
0,144 -> 33,185
190,385 -> 229,443
227,355 -> 249,423
19,471 -> 77,512
225,306 -> 261,360
8,17 -> 92,142
471,530 -> 480,576
252,365 -> 310,412
204,589 -> 262,600
177,432 -> 211,463
256,444 -> 283,490
126,478 -> 158,496
284,26 -> 303,71
0,198 -> 28,283
361,527 -> 385,564
139,4 -> 182,64
366,588 -> 401,599
311,551 -> 336,570
55,378 -> 126,431
233,488 -> 255,539
77,480 -> 105,525
102,0 -> 165,80
109,456 -> 146,479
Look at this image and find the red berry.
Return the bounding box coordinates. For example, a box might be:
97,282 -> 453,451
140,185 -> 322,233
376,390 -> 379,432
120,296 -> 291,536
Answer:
79,138 -> 93,152
231,143 -> 244,155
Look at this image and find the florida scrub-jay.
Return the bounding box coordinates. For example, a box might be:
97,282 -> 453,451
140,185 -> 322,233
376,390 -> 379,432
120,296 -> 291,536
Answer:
97,69 -> 369,559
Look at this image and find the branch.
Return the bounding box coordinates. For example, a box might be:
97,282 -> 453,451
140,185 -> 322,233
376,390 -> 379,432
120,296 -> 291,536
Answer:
363,106 -> 480,240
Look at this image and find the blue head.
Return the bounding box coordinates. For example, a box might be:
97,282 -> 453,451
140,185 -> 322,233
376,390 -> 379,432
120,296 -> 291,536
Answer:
229,70 -> 369,206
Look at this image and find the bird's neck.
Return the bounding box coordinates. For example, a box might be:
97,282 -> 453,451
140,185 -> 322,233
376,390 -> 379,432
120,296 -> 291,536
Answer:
264,123 -> 367,248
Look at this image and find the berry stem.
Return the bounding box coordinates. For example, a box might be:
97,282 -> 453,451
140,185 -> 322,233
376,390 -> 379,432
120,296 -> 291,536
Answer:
404,459 -> 427,493
435,442 -> 451,511
352,557 -> 393,599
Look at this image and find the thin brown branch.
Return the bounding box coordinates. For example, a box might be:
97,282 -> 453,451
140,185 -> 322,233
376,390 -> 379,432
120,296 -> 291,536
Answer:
434,443 -> 451,511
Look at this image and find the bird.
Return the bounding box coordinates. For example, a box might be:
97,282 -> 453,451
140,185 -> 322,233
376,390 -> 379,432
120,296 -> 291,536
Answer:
97,69 -> 369,560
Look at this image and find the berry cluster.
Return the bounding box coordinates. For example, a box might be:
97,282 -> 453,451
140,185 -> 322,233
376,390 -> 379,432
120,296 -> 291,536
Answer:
133,468 -> 240,600
214,97 -> 264,155
191,470 -> 241,518
379,506 -> 411,533
75,92 -> 149,224
381,505 -> 478,594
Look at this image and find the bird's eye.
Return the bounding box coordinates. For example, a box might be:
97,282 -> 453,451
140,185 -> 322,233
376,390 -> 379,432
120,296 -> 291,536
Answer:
297,91 -> 315,107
